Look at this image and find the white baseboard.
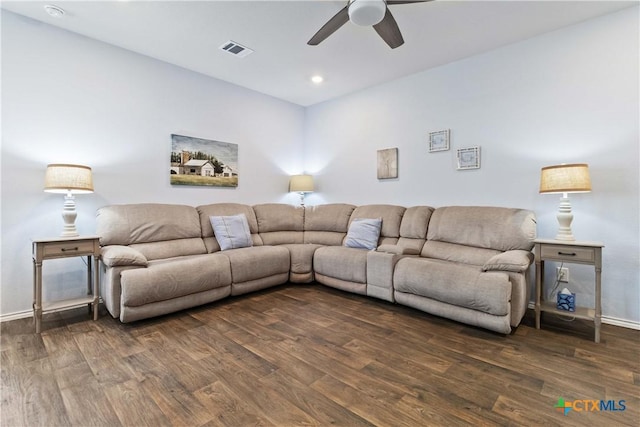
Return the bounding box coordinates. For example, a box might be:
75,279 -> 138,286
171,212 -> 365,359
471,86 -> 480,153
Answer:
3,303 -> 639,330
1,309 -> 33,323
0,295 -> 106,323
0,303 -> 102,323
526,301 -> 640,330
600,315 -> 640,330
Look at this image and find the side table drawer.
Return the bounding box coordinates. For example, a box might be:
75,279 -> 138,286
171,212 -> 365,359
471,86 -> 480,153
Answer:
540,245 -> 595,262
42,240 -> 96,258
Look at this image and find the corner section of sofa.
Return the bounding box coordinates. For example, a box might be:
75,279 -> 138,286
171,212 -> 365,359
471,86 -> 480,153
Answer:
253,203 -> 318,283
314,204 -> 406,295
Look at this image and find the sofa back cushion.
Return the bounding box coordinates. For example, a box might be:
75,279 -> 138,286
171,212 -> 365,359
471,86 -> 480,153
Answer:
421,241 -> 502,267
254,203 -> 304,245
197,203 -> 263,252
129,238 -> 208,261
96,204 -> 206,261
426,206 -> 536,252
98,203 -> 202,245
304,203 -> 356,245
397,206 -> 434,254
349,204 -> 406,246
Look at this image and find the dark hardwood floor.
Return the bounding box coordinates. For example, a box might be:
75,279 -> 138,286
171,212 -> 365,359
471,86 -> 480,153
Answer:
2,284 -> 639,426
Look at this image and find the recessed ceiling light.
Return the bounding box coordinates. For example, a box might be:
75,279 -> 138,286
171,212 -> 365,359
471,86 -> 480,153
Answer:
44,5 -> 65,18
311,75 -> 324,84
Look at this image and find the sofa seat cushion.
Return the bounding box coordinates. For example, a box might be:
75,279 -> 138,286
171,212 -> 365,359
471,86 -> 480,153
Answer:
394,258 -> 511,316
281,244 -> 323,275
120,254 -> 231,308
314,246 -> 368,284
220,246 -> 290,284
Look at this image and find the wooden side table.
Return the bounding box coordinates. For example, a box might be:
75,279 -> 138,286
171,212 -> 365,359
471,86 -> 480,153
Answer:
534,238 -> 604,342
32,236 -> 101,333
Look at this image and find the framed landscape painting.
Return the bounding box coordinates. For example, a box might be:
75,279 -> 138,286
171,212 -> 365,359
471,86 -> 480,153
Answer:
170,134 -> 238,187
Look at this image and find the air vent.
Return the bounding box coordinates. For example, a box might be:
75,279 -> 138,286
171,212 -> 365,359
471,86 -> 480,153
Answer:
219,41 -> 254,58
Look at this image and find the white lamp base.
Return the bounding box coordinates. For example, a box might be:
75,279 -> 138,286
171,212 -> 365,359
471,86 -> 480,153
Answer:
555,194 -> 575,241
298,192 -> 306,207
60,192 -> 79,237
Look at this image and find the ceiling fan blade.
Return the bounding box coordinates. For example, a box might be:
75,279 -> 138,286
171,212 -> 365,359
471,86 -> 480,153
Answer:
386,0 -> 431,5
308,5 -> 350,46
373,8 -> 404,49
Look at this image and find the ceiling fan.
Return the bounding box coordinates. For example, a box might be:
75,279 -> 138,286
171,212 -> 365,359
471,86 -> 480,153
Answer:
308,0 -> 432,49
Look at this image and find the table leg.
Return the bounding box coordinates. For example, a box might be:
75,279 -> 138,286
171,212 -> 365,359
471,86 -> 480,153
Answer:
535,258 -> 543,329
87,255 -> 93,315
93,255 -> 100,320
34,259 -> 43,334
595,264 -> 602,343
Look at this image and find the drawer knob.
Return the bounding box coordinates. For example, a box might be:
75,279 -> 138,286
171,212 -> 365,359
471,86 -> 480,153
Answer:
61,247 -> 79,252
558,251 -> 576,256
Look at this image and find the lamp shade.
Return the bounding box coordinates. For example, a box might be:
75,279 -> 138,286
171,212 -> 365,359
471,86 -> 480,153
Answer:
44,164 -> 94,194
539,163 -> 591,194
289,174 -> 314,193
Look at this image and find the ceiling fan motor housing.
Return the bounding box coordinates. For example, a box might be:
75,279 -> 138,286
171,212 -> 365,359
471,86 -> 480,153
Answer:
348,0 -> 387,26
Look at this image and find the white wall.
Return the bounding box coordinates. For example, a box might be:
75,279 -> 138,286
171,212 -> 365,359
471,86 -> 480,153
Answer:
1,12 -> 305,316
2,8 -> 639,326
304,8 -> 639,324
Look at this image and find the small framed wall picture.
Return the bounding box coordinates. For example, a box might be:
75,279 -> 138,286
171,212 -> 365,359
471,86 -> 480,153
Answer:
457,146 -> 481,170
428,129 -> 450,152
377,148 -> 398,179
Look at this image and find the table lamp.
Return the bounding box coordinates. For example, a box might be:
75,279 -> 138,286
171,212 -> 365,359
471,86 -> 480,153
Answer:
44,164 -> 94,237
539,163 -> 591,241
289,174 -> 314,207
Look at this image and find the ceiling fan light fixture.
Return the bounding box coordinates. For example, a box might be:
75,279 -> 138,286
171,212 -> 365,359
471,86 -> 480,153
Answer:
348,0 -> 386,26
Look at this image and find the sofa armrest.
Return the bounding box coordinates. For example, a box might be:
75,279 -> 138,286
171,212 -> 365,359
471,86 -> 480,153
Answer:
101,245 -> 148,267
376,244 -> 420,256
482,250 -> 533,273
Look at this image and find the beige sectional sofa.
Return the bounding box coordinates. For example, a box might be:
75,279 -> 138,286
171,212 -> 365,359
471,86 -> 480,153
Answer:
96,202 -> 536,333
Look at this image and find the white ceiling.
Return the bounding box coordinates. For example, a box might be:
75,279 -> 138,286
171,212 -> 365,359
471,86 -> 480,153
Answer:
2,0 -> 635,106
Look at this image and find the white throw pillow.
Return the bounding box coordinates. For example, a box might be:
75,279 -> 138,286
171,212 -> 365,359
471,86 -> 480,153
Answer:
209,213 -> 253,251
344,218 -> 382,250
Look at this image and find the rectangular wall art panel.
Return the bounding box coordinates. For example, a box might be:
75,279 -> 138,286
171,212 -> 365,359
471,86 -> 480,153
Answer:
170,134 -> 238,187
377,148 -> 398,179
